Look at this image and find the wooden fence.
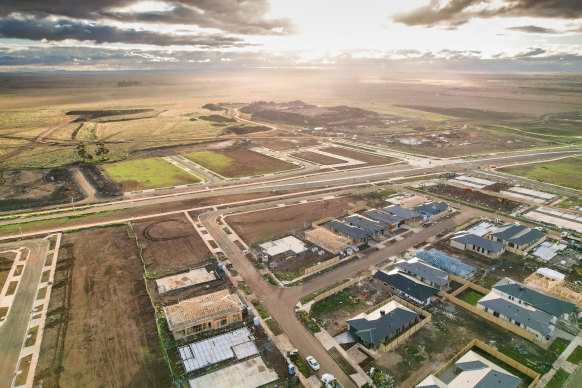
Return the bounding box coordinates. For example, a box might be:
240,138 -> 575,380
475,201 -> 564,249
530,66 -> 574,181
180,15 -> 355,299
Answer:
311,217 -> 336,229
311,277 -> 361,304
432,339 -> 540,388
303,256 -> 340,275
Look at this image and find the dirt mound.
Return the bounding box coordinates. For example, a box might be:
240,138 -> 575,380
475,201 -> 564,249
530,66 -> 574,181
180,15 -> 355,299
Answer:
198,114 -> 236,123
202,103 -> 225,111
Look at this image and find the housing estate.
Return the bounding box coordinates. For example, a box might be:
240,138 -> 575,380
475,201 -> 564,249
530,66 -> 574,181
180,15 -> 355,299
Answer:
373,269 -> 439,305
415,249 -> 476,280
155,266 -> 218,295
487,224 -> 545,255
383,205 -> 422,224
325,220 -> 369,243
164,289 -> 244,339
450,232 -> 505,259
344,214 -> 387,237
394,257 -> 450,290
346,300 -> 419,349
362,209 -> 402,230
414,201 -> 449,219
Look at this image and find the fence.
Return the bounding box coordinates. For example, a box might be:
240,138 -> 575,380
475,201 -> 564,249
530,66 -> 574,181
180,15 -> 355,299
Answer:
347,205 -> 370,215
311,277 -> 361,304
432,339 -> 540,388
303,256 -> 340,275
311,217 -> 337,229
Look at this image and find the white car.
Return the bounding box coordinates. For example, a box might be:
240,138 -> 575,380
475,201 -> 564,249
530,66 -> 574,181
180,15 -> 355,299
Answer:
306,356 -> 320,370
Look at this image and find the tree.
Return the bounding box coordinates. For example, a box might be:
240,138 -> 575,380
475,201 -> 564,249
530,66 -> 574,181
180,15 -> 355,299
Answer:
76,143 -> 88,160
95,141 -> 109,158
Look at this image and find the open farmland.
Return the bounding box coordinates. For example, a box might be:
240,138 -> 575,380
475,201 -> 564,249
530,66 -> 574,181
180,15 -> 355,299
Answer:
181,148 -> 299,178
498,157 -> 582,191
132,213 -> 212,273
320,146 -> 398,166
102,157 -> 201,191
33,226 -> 171,388
226,196 -> 365,246
292,151 -> 346,165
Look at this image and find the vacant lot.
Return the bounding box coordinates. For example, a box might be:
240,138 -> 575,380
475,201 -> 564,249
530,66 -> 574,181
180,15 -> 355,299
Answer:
132,213 -> 212,273
252,137 -> 320,151
0,250 -> 17,292
226,196 -> 365,246
425,183 -> 522,212
270,246 -> 336,281
102,157 -> 200,191
499,157 -> 582,191
321,146 -> 397,165
291,151 -> 346,165
182,148 -> 299,178
34,225 -> 171,388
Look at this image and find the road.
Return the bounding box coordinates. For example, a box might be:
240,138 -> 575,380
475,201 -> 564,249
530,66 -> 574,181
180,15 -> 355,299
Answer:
71,167 -> 97,204
201,200 -> 476,387
0,239 -> 48,388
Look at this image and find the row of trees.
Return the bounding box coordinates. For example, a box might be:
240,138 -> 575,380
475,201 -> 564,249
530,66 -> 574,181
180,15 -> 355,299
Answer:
76,141 -> 109,161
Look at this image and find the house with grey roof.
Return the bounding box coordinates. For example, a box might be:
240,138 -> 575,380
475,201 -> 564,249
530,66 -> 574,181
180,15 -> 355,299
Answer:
414,201 -> 449,220
417,349 -> 521,388
373,269 -> 439,305
383,205 -> 422,224
450,232 -> 505,259
395,258 -> 449,290
487,224 -> 545,255
325,220 -> 369,243
363,209 -> 402,230
492,277 -> 576,320
347,300 -> 419,349
477,291 -> 556,340
344,214 -> 387,237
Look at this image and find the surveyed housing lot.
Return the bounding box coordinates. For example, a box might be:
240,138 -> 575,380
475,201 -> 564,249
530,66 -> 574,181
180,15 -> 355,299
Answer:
182,148 -> 299,178
321,146 -> 398,166
102,157 -> 201,191
499,157 -> 582,191
34,226 -> 171,388
226,196 -> 366,246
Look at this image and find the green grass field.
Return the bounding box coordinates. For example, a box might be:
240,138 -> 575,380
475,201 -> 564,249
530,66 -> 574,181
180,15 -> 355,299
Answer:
547,368 -> 570,388
460,290 -> 484,306
183,150 -> 233,173
102,157 -> 201,190
499,157 -> 582,191
567,345 -> 582,364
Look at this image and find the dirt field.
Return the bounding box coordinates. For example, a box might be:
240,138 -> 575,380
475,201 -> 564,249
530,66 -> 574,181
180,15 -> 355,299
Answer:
252,137 -> 320,151
182,147 -> 299,178
132,213 -> 212,273
320,146 -> 397,166
269,245 -> 336,281
34,225 -> 171,388
0,168 -> 84,211
291,151 -> 346,165
226,196 -> 366,246
425,184 -> 522,212
0,250 -> 17,292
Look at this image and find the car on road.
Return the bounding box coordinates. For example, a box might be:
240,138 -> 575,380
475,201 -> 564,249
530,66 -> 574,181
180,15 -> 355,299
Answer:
306,356 -> 320,371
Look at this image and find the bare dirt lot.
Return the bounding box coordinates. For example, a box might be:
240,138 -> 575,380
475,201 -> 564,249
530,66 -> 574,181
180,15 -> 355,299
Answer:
291,151 -> 346,165
0,168 -> 84,211
34,225 -> 171,388
425,183 -> 522,212
0,250 -> 17,292
132,213 -> 212,273
226,196 -> 366,246
320,146 -> 398,166
251,137 -> 320,151
269,245 -> 336,281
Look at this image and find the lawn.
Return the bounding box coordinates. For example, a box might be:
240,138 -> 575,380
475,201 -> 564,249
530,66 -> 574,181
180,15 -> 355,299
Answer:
460,290 -> 485,306
549,338 -> 571,357
499,157 -> 582,191
309,289 -> 362,325
546,368 -> 570,388
556,195 -> 582,210
567,345 -> 582,364
102,157 -> 201,191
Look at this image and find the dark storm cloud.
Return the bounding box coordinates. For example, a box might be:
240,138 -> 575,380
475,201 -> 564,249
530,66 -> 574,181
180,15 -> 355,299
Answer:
0,18 -> 246,47
507,25 -> 559,33
394,0 -> 582,27
0,0 -> 292,35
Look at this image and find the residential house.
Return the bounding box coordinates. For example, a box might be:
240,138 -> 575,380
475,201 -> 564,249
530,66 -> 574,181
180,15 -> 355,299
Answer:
450,232 -> 505,259
383,205 -> 422,225
344,214 -> 387,237
395,258 -> 450,290
164,289 -> 244,340
415,249 -> 476,280
325,220 -> 370,243
414,201 -> 449,220
487,224 -> 545,255
373,269 -> 439,305
363,209 -> 402,230
347,300 -> 419,349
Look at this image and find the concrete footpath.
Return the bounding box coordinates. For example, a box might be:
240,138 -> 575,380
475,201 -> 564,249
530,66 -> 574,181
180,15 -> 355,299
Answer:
537,331 -> 582,387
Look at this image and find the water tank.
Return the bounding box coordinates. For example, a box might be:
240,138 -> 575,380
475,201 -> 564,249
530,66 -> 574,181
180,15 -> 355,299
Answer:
288,364 -> 295,375
218,263 -> 224,271
253,317 -> 260,326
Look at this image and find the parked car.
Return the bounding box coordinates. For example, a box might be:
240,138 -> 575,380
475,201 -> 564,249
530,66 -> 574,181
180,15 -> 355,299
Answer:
306,356 -> 320,371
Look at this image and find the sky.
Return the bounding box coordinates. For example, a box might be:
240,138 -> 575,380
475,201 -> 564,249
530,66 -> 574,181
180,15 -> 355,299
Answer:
0,0 -> 581,72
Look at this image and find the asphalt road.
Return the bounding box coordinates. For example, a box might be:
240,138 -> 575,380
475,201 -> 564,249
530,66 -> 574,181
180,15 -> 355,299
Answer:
201,202 -> 476,387
0,239 -> 48,388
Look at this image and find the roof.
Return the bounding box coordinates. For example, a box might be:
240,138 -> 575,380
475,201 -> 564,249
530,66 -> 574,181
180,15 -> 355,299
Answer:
363,209 -> 402,225
532,241 -> 567,262
493,278 -> 575,317
383,205 -> 421,220
536,268 -> 566,281
465,222 -> 499,237
259,236 -> 307,256
373,270 -> 439,302
155,267 -> 217,294
452,233 -> 505,253
347,306 -> 418,346
344,214 -> 387,233
326,220 -> 369,240
395,258 -> 449,287
164,289 -> 243,331
490,224 -> 544,246
414,201 -> 449,214
478,295 -> 554,336
416,249 -> 476,280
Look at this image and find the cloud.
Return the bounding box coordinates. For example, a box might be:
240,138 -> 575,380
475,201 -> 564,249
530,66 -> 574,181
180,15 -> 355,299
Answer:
394,0 -> 582,27
514,47 -> 547,57
507,25 -> 559,34
0,17 -> 247,47
0,0 -> 293,35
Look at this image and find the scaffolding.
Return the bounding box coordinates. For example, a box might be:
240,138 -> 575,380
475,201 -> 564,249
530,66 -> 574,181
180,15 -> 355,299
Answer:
524,272 -> 582,307
416,249 -> 476,280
